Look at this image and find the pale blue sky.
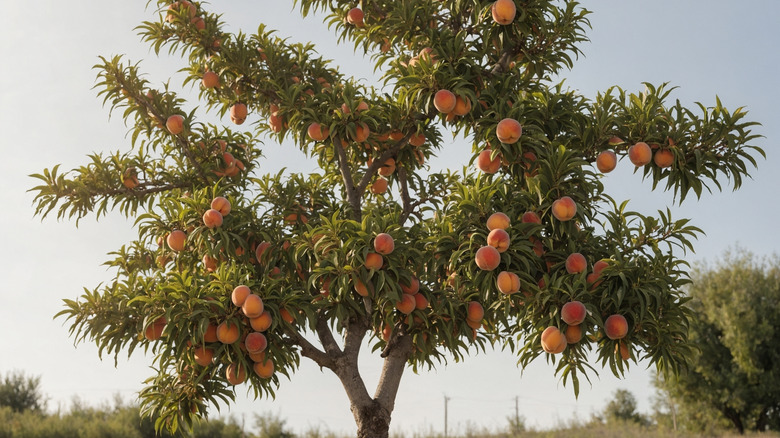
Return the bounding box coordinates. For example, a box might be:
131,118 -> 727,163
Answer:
1,1 -> 778,435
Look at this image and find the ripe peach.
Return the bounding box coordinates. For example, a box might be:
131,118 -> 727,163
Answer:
475,245 -> 501,271
565,253 -> 587,274
373,233 -> 395,255
561,301 -> 587,325
249,310 -> 272,332
370,177 -> 388,195
593,260 -> 609,276
202,71 -> 219,88
487,228 -> 511,253
408,132 -> 426,147
541,326 -> 566,354
203,323 -> 218,343
216,321 -> 240,344
242,294 -> 264,318
307,122 -> 330,141
352,122 -> 370,143
202,208 -> 223,229
202,254 -> 218,272
608,136 -> 625,146
531,237 -> 544,257
377,157 -> 396,177
166,0 -> 196,22
230,103 -> 248,125
268,108 -> 283,132
225,363 -> 247,385
244,332 -> 267,353
193,346 -> 214,367
551,196 -> 577,221
354,279 -> 370,297
496,118 -> 522,144
604,314 -> 628,340
565,325 -> 583,344
396,293 -> 416,314
253,357 -> 274,379
466,318 -> 481,330
466,301 -> 484,323
628,141 -> 652,166
166,114 -> 185,135
401,276 -> 420,295
255,241 -> 271,264
365,252 -> 384,270
346,7 -> 364,27
496,271 -> 520,294
434,89 -> 457,114
596,150 -> 617,173
521,211 -> 541,224
144,317 -> 166,341
618,341 -> 630,361
476,149 -> 502,174
452,95 -> 471,116
166,230 -> 186,251
486,212 -> 510,230
414,293 -> 429,310
210,196 -> 231,216
653,148 -> 674,168
491,0 -> 517,25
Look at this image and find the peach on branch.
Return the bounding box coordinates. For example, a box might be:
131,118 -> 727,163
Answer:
279,308 -> 295,324
434,89 -> 457,114
210,196 -> 231,216
541,326 -> 566,354
216,321 -> 240,344
551,196 -> 577,221
255,241 -> 271,264
604,314 -> 629,340
354,279 -> 370,297
346,7 -> 364,27
487,228 -> 511,253
414,293 -> 429,310
144,317 -> 166,341
226,363 -> 247,385
618,341 -> 630,361
230,103 -> 248,125
654,148 -> 674,168
242,294 -> 264,318
496,118 -> 522,144
475,245 -> 501,271
244,332 -> 268,354
565,252 -> 587,274
202,208 -> 223,229
628,141 -> 652,166
352,122 -> 371,143
365,252 -> 384,270
608,136 -> 625,146
201,71 -> 219,88
521,211 -> 541,224
596,150 -> 617,173
307,122 -> 330,141
452,95 -> 471,116
373,233 -> 395,255
193,346 -> 214,367
486,212 -> 510,231
253,357 -> 275,379
564,325 -> 583,344
396,294 -> 416,314
370,177 -> 388,194
166,230 -> 187,251
496,271 -> 520,294
250,311 -> 272,332
491,0 -> 517,25
560,301 -> 586,325
121,168 -> 139,189
401,276 -> 420,295
408,132 -> 426,147
377,157 -> 396,177
476,149 -> 502,174
166,114 -> 185,135
203,323 -> 218,343
202,254 -> 218,272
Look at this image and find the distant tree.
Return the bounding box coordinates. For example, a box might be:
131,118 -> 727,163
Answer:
655,249 -> 780,434
594,389 -> 648,426
0,371 -> 46,414
31,1 -> 763,437
255,412 -> 295,438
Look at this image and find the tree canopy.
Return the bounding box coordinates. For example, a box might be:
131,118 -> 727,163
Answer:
655,249 -> 780,434
30,1 -> 763,436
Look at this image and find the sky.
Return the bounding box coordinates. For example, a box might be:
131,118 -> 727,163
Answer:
1,0 -> 779,436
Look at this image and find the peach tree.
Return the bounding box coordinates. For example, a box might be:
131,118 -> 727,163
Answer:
31,1 -> 763,437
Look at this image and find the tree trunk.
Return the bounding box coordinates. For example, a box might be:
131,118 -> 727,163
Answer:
354,401 -> 392,438
722,406 -> 745,434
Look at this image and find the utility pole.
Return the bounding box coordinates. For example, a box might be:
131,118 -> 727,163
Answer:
444,395 -> 450,438
515,396 -> 520,430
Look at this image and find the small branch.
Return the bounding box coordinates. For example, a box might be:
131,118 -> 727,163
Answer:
355,135 -> 410,195
332,135 -> 362,220
397,165 -> 414,226
315,313 -> 343,358
285,330 -> 336,370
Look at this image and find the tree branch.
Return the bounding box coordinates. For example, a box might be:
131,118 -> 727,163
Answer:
285,330 -> 335,370
374,329 -> 413,412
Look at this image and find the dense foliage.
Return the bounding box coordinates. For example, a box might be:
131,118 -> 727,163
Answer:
30,1 -> 763,436
655,249 -> 780,434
